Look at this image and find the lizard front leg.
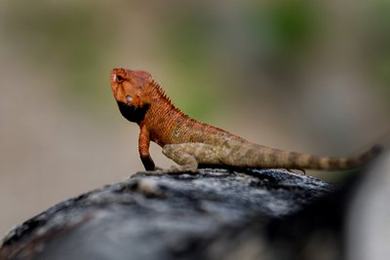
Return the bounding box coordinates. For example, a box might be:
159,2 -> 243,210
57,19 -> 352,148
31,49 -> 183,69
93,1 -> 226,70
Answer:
162,143 -> 220,173
138,125 -> 156,171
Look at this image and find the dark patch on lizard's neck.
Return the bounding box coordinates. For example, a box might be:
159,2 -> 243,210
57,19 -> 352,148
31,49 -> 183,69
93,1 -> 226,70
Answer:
116,101 -> 150,124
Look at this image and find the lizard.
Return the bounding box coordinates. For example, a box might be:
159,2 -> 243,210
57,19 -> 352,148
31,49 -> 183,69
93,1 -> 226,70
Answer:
110,67 -> 382,173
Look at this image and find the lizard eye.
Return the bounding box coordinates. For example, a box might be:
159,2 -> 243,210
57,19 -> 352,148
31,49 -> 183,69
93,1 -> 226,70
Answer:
115,75 -> 125,83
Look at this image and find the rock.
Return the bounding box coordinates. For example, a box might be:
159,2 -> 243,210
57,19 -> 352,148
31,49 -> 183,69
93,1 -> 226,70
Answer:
0,168 -> 333,260
346,151 -> 390,260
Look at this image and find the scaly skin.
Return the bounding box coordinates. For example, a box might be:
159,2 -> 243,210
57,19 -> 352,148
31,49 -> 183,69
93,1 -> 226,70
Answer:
110,67 -> 381,172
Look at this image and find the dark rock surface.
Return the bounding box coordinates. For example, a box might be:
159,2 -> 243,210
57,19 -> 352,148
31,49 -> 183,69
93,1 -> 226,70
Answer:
0,168 -> 334,260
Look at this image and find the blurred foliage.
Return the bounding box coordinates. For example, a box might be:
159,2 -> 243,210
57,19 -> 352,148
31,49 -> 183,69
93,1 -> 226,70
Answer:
161,7 -> 220,119
245,1 -> 319,70
3,1 -> 114,105
163,8 -> 215,71
370,0 -> 390,102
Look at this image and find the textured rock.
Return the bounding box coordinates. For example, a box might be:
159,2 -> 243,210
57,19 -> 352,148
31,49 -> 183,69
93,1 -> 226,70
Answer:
0,168 -> 332,260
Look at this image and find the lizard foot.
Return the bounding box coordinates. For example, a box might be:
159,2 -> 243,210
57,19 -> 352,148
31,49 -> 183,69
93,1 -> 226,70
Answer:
166,165 -> 199,175
135,166 -> 166,176
138,166 -> 198,176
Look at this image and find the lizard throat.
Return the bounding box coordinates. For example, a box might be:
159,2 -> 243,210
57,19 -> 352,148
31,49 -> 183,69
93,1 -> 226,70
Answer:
116,101 -> 149,123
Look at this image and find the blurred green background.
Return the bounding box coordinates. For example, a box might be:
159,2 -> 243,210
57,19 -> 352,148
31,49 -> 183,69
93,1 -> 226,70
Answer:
0,0 -> 389,236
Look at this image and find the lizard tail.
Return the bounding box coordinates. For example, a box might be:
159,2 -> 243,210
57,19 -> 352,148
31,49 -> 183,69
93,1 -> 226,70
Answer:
283,145 -> 383,170
233,143 -> 383,170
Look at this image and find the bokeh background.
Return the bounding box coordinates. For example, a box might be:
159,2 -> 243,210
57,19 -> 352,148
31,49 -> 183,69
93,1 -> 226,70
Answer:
0,0 -> 389,236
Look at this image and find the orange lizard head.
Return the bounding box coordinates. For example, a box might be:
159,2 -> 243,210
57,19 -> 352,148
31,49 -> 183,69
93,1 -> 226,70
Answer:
111,67 -> 152,107
111,68 -> 153,122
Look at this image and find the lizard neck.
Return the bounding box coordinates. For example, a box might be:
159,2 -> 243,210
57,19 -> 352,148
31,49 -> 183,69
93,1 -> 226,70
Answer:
141,82 -> 245,146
